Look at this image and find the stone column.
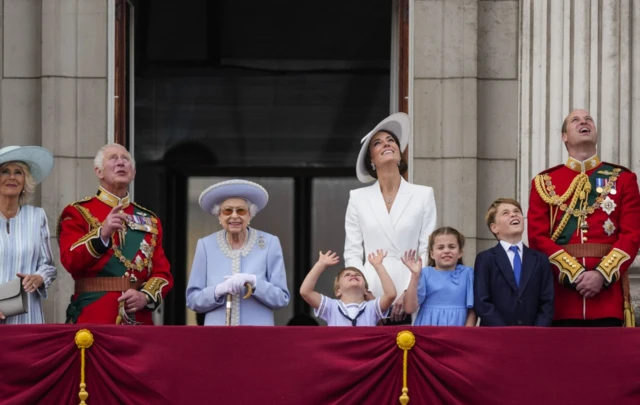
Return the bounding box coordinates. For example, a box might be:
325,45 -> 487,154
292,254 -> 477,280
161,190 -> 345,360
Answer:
519,0 -> 640,207
518,0 -> 640,318
2,0 -> 109,323
412,0 -> 479,261
476,0 -> 519,252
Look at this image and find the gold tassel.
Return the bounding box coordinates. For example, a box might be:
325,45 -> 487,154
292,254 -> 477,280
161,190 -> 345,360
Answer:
75,329 -> 94,405
624,302 -> 635,327
396,331 -> 416,405
621,272 -> 635,328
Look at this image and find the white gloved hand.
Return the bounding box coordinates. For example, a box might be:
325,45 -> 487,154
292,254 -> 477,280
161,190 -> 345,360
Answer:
214,278 -> 236,300
225,273 -> 257,295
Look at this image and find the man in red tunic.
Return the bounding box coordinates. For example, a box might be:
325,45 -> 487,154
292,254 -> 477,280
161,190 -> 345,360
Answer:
528,109 -> 640,326
58,143 -> 173,324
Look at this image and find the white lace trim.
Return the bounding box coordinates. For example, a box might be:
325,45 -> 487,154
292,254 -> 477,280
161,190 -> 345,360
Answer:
216,228 -> 257,325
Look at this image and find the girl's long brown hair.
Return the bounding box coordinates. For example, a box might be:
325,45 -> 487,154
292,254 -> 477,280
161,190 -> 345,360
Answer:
427,227 -> 465,267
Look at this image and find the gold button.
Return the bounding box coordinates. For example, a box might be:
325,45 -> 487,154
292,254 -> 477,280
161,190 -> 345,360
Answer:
613,254 -> 618,257
582,237 -> 588,242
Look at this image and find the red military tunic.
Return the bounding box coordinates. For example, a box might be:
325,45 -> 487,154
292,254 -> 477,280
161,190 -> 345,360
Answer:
58,187 -> 173,324
528,155 -> 640,321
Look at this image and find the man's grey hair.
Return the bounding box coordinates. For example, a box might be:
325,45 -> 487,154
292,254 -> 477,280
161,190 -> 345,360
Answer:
94,143 -> 136,171
212,199 -> 258,219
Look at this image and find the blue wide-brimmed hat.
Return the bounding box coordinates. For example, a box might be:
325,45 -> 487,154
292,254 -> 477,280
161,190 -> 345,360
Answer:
0,145 -> 54,184
356,112 -> 410,183
199,179 -> 269,215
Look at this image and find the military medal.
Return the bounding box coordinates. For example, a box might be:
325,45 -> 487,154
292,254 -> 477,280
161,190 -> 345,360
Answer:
610,187 -> 617,195
595,178 -> 606,194
603,218 -> 616,236
601,196 -> 617,215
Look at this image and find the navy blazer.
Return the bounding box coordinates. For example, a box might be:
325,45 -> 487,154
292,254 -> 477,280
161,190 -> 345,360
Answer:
474,243 -> 554,326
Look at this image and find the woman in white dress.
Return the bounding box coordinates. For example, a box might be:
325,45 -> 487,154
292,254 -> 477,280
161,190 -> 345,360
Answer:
344,113 -> 436,324
0,146 -> 56,324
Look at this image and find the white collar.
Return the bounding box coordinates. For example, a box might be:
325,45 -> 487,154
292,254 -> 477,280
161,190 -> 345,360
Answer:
499,240 -> 523,254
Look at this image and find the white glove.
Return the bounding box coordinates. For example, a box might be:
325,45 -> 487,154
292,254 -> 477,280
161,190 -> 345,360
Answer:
214,278 -> 238,300
225,273 -> 257,294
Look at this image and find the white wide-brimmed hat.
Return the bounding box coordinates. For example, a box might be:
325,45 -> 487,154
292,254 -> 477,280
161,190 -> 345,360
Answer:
199,179 -> 269,215
355,112 -> 410,183
0,146 -> 54,184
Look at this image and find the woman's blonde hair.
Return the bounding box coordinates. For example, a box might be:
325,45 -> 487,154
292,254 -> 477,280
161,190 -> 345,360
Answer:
0,161 -> 36,205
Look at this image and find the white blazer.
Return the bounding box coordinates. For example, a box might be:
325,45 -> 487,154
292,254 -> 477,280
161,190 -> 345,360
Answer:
344,178 -> 437,301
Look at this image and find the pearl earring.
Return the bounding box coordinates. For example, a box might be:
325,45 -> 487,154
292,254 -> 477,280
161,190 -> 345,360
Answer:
371,163 -> 376,170
397,160 -> 401,167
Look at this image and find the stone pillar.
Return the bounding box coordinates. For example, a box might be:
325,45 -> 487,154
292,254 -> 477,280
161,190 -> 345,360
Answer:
412,0 -> 479,262
2,0 -> 109,323
519,0 -> 640,208
518,0 -> 640,318
476,0 -> 519,252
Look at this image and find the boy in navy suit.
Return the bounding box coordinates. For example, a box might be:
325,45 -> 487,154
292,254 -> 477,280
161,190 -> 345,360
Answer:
474,198 -> 554,326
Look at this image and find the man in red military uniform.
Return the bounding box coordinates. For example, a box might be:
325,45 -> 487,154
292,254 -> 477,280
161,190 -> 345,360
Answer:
528,109 -> 640,326
58,143 -> 173,324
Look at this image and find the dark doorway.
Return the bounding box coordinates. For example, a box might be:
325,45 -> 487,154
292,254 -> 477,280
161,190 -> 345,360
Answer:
132,0 -> 393,324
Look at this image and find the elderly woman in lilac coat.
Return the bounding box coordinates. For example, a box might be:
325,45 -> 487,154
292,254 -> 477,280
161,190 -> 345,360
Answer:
186,179 -> 290,325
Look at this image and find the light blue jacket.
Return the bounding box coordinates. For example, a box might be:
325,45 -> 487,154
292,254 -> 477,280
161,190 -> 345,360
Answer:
186,228 -> 290,325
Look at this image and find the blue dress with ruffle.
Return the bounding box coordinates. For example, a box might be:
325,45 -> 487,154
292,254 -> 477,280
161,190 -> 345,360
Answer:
413,264 -> 474,326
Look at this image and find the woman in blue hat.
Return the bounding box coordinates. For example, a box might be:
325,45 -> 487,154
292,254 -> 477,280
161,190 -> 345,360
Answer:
186,179 -> 290,325
0,145 -> 56,324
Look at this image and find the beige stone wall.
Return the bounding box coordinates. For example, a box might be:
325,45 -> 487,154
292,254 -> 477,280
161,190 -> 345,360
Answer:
412,0 -> 519,264
413,0 -> 479,263
1,0 -> 108,323
476,0 -> 518,253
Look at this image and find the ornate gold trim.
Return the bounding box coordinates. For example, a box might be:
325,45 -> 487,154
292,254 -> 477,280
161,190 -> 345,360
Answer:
549,250 -> 585,283
142,277 -> 170,304
534,169 -> 621,242
596,248 -> 630,284
565,154 -> 601,173
71,228 -> 101,258
97,186 -> 130,209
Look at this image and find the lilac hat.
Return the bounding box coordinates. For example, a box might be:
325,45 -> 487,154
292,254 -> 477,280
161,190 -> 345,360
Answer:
199,179 -> 269,215
0,146 -> 54,184
355,112 -> 410,183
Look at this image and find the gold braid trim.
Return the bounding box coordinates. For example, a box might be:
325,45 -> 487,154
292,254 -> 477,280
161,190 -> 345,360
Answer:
74,204 -> 158,273
141,277 -> 170,305
550,250 -> 585,283
596,248 -> 630,284
535,169 -> 621,242
534,173 -> 584,206
550,175 -> 589,241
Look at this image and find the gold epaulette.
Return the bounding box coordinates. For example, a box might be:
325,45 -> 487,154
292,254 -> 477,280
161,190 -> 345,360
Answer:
56,197 -> 94,236
602,162 -> 631,173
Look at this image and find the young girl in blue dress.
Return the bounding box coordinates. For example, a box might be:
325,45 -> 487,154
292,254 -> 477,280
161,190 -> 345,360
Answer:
402,227 -> 476,326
